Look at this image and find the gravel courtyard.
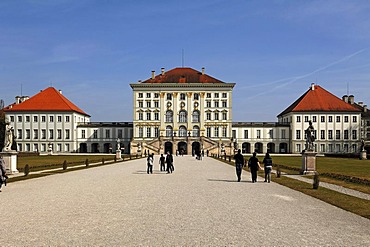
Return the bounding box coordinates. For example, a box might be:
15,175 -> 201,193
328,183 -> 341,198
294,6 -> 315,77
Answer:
1,155 -> 369,246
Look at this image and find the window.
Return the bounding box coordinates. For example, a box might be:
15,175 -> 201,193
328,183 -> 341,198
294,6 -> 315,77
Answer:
26,144 -> 30,152
165,111 -> 173,123
214,101 -> 219,107
154,112 -> 159,120
105,129 -> 110,138
33,129 -> 38,139
138,93 -> 143,98
57,129 -> 62,139
154,101 -> 159,108
344,116 -> 349,123
146,101 -> 151,108
206,113 -> 211,120
154,127 -> 159,137
166,93 -> 172,100
214,127 -> 219,137
18,116 -> 22,122
146,93 -> 151,98
222,112 -> 227,120
194,93 -> 199,100
192,111 -> 200,123
42,129 -> 46,139
66,129 -> 70,139
214,112 -> 219,120
304,116 -> 309,122
336,130 -> 340,139
320,144 -> 325,153
25,116 -> 30,122
353,116 -> 357,123
206,93 -> 211,98
57,116 -> 62,122
42,116 -> 46,122
146,127 -> 151,138
179,126 -> 187,137
328,130 -> 333,139
222,127 -> 227,137
193,126 -> 200,137
328,144 -> 333,152
296,116 -> 301,123
18,143 -> 22,152
65,144 -> 70,152
344,130 -> 349,139
222,101 -> 227,107
57,144 -> 62,152
244,130 -> 249,139
49,116 -> 54,122
296,130 -> 301,139
336,116 -> 340,122
93,130 -> 98,139
281,129 -> 286,139
34,144 -> 38,152
138,112 -> 143,120
66,116 -> 70,122
17,129 -> 22,139
138,101 -> 143,107
180,93 -> 186,100
207,127 -> 211,137
214,93 -> 219,98
257,130 -> 261,139
41,144 -> 46,152
33,116 -> 38,122
328,116 -> 333,122
222,93 -> 227,98
146,112 -> 151,120
10,116 -> 14,122
49,129 -> 54,139
320,130 -> 325,139
154,93 -> 159,98
296,144 -> 301,153
166,126 -> 173,137
206,101 -> 211,107
352,130 -> 357,140
321,116 -> 325,122
269,130 -> 274,138
179,110 -> 187,122
312,116 -> 317,122
139,127 -> 143,137
26,129 -> 30,139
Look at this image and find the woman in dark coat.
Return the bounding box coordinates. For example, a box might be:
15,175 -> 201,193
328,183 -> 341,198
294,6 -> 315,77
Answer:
262,153 -> 273,183
248,152 -> 261,183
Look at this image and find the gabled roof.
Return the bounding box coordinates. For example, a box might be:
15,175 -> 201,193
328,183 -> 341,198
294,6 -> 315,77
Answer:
4,87 -> 90,116
141,67 -> 225,84
278,84 -> 361,117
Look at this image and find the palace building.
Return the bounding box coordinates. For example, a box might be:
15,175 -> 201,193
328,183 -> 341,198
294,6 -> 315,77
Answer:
2,67 -> 369,155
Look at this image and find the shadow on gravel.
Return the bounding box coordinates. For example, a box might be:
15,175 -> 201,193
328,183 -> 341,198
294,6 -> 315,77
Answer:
133,170 -> 172,175
208,179 -> 250,183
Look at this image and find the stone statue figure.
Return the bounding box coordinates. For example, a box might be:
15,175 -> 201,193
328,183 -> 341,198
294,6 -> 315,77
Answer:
3,121 -> 14,152
137,142 -> 142,152
360,139 -> 365,151
305,120 -> 315,151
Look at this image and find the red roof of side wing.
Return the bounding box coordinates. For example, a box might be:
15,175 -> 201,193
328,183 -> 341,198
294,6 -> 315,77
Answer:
141,67 -> 225,84
278,85 -> 361,116
4,87 -> 90,116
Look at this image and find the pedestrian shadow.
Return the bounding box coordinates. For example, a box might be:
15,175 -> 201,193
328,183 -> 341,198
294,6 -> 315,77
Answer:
133,170 -> 170,175
208,178 -> 249,183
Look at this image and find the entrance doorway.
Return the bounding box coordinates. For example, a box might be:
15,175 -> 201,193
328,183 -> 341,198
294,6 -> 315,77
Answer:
192,142 -> 201,156
178,141 -> 187,155
79,143 -> 87,153
164,142 -> 173,154
91,143 -> 99,153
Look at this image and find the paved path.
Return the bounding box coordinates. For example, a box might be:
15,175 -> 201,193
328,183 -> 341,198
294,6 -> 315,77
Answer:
1,156 -> 369,246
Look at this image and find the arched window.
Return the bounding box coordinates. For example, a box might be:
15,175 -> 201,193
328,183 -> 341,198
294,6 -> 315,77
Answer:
166,110 -> 173,123
192,110 -> 200,123
180,93 -> 186,100
179,126 -> 187,137
166,126 -> 173,137
179,110 -> 187,123
193,126 -> 200,137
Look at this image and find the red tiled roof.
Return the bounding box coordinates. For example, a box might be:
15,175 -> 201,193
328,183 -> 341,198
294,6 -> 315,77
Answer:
141,67 -> 225,84
278,85 -> 361,116
4,87 -> 90,116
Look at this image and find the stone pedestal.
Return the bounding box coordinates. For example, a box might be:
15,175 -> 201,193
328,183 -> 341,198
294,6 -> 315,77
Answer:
360,150 -> 367,160
1,151 -> 19,174
115,150 -> 122,160
301,151 -> 317,175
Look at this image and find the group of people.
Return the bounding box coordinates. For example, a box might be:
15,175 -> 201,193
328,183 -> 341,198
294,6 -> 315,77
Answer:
147,151 -> 174,174
0,156 -> 8,192
233,149 -> 272,183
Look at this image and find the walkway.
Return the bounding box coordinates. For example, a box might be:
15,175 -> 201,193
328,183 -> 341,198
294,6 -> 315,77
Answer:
1,156 -> 369,246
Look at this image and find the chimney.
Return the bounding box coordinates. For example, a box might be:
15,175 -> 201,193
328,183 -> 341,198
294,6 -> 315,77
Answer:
310,83 -> 315,90
358,101 -> 363,107
15,96 -> 20,104
348,95 -> 354,104
201,67 -> 205,75
161,68 -> 165,75
59,90 -> 62,94
363,105 -> 367,112
342,95 -> 348,103
151,71 -> 155,79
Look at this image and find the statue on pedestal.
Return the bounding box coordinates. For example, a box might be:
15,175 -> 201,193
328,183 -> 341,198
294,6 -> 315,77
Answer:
2,120 -> 14,152
305,121 -> 315,151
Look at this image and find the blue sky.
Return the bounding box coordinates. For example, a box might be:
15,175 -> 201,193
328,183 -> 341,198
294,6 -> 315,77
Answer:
1,0 -> 370,122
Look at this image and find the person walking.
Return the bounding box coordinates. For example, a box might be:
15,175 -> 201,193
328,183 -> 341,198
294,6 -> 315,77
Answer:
165,151 -> 174,173
147,153 -> 154,174
159,154 -> 166,171
248,152 -> 261,183
0,156 -> 8,192
262,153 -> 273,183
233,149 -> 244,182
